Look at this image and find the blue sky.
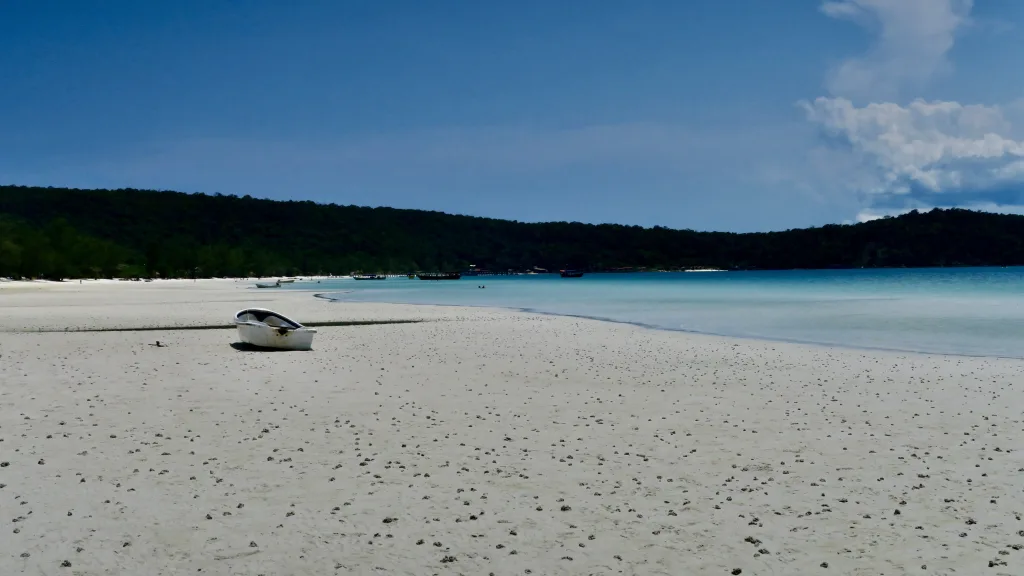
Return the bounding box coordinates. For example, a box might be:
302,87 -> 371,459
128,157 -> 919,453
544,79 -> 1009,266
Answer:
2,0 -> 1022,231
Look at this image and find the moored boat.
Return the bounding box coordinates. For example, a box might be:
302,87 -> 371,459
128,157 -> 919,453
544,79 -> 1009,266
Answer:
560,270 -> 584,278
353,274 -> 387,280
255,280 -> 281,288
233,308 -> 317,350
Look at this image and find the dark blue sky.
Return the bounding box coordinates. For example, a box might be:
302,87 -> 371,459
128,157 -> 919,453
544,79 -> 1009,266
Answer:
2,1 -> 1022,231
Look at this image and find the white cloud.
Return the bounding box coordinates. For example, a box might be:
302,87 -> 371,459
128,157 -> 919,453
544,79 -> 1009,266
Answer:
821,0 -> 973,101
801,97 -> 1024,196
801,1 -> 1024,221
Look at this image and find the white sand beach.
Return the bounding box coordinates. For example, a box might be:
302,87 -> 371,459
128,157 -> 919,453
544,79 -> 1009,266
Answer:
2,280 -> 1023,575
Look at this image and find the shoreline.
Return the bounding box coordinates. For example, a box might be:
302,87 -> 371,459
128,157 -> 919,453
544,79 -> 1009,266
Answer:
3,280 -> 1023,574
314,291 -> 1024,362
5,278 -> 1021,360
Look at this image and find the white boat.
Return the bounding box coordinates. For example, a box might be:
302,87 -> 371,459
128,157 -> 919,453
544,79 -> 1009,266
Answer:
255,280 -> 280,288
233,308 -> 317,350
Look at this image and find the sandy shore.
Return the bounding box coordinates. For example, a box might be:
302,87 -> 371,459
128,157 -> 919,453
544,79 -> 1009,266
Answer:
2,280 -> 1023,575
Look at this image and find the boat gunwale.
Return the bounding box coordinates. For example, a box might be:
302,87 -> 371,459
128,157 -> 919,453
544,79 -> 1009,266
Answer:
233,308 -> 317,333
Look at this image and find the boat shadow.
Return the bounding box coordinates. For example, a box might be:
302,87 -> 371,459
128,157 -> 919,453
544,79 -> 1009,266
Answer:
229,342 -> 308,352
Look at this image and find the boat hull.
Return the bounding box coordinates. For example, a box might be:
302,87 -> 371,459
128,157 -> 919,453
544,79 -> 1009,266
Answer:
236,323 -> 316,350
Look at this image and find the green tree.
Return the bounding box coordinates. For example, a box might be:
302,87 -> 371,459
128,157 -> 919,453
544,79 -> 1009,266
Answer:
2,185 -> 1024,277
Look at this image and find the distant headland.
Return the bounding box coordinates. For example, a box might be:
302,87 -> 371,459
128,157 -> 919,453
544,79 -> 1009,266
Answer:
1,185 -> 1022,280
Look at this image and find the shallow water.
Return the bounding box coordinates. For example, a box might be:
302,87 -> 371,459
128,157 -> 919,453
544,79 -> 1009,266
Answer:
294,268 -> 1024,358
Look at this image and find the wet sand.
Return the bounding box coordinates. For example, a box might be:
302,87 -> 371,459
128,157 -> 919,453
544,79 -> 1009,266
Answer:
2,280 -> 1023,575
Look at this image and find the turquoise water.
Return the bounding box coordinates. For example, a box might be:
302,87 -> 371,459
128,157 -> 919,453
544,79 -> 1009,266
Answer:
291,269 -> 1024,358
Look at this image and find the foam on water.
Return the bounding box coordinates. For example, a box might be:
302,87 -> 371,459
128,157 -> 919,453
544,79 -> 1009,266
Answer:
294,268 -> 1024,358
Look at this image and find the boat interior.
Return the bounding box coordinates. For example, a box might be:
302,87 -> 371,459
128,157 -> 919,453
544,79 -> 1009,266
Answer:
236,309 -> 303,329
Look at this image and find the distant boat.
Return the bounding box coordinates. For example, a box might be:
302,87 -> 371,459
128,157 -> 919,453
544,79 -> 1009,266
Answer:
234,308 -> 317,351
353,274 -> 387,280
417,272 -> 462,280
255,280 -> 281,288
278,278 -> 296,284
407,274 -> 416,279
560,270 -> 584,278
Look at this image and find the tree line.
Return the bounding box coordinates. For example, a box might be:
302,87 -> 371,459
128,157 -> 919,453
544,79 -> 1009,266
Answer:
1,185 -> 1023,279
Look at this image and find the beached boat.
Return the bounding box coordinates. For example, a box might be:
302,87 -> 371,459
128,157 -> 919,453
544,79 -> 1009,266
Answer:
255,280 -> 281,288
233,308 -> 317,350
353,274 -> 387,280
560,270 -> 584,278
417,272 -> 462,280
278,278 -> 296,284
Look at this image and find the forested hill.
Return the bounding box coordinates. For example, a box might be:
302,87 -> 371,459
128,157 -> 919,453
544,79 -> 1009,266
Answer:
2,185 -> 1024,279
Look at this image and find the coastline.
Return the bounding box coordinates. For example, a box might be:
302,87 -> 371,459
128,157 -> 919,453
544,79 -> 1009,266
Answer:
2,281 -> 1023,574
3,278 -> 1015,359
314,289 -> 1024,361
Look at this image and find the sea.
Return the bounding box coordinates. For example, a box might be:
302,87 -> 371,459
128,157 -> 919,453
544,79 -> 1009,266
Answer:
284,268 -> 1024,359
